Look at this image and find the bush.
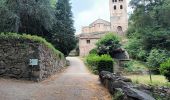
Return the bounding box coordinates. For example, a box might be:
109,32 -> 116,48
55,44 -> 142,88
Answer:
96,33 -> 121,57
122,60 -> 147,73
89,48 -> 98,54
160,58 -> 170,82
86,54 -> 114,74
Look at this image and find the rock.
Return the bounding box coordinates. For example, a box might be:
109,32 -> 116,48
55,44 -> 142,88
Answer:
99,71 -> 155,100
121,77 -> 132,82
10,68 -> 22,75
0,69 -> 6,75
123,87 -> 155,100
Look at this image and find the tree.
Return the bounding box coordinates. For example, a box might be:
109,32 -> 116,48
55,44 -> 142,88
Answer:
52,0 -> 76,56
96,33 -> 121,58
146,49 -> 168,82
127,0 -> 170,61
0,0 -> 54,41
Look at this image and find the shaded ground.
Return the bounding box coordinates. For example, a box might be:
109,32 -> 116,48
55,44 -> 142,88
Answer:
0,57 -> 111,100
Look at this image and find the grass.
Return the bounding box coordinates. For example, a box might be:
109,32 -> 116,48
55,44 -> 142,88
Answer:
126,75 -> 170,87
0,32 -> 65,59
122,60 -> 148,74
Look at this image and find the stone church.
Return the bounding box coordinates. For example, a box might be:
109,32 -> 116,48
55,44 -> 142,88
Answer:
79,0 -> 128,56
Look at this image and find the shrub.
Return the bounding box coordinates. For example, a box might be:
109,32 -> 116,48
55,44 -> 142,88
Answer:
86,54 -> 114,74
89,48 -> 98,54
122,60 -> 147,73
160,58 -> 170,82
96,33 -> 121,57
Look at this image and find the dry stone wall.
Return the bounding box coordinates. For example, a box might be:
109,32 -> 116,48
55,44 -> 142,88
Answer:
0,39 -> 66,82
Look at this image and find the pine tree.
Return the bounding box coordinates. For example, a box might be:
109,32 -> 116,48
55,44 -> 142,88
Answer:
52,0 -> 76,56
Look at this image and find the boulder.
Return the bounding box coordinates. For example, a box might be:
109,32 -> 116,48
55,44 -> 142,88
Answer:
123,87 -> 155,100
99,71 -> 155,100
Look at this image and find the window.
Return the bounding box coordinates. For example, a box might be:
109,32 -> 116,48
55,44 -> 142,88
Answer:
87,40 -> 90,44
115,0 -> 117,2
119,0 -> 123,1
120,5 -> 123,9
114,5 -> 116,10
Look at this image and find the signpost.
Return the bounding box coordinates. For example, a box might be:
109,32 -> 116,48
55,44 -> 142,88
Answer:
29,59 -> 38,80
29,59 -> 38,66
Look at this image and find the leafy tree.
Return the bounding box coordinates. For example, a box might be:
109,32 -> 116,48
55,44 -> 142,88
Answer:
127,0 -> 170,61
0,0 -> 54,41
96,33 -> 121,58
147,49 -> 168,72
52,0 -> 76,56
146,49 -> 168,82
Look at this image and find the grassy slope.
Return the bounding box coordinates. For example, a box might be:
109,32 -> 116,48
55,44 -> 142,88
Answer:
0,33 -> 64,59
126,75 -> 170,87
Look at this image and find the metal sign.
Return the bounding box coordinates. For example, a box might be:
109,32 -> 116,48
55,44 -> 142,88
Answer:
29,59 -> 38,66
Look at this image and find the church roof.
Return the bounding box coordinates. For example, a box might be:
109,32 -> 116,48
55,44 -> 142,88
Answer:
89,19 -> 111,27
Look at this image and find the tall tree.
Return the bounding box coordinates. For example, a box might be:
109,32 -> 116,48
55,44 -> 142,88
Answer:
52,0 -> 76,56
126,0 -> 170,61
0,0 -> 54,41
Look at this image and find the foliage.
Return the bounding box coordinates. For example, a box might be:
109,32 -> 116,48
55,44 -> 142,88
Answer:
146,49 -> 168,73
160,58 -> 170,81
0,0 -> 76,56
125,38 -> 148,61
122,60 -> 147,73
112,89 -> 124,100
0,32 -> 64,59
89,48 -> 98,54
86,54 -> 114,74
51,0 -> 76,56
96,33 -> 121,58
127,0 -> 170,61
0,0 -> 54,38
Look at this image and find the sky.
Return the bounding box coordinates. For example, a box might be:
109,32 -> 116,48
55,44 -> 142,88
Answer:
70,0 -> 131,35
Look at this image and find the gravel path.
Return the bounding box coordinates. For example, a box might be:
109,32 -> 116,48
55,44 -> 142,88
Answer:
0,57 -> 111,100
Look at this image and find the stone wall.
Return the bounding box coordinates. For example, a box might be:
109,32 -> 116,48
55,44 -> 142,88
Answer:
0,39 -> 66,82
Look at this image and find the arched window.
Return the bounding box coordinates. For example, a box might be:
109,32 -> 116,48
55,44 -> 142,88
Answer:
114,5 -> 116,10
120,5 -> 123,9
115,0 -> 117,2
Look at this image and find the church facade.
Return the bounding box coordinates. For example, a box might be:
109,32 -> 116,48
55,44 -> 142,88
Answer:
79,0 -> 128,56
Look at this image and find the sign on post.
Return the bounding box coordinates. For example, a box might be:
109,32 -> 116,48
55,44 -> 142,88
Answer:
29,59 -> 38,66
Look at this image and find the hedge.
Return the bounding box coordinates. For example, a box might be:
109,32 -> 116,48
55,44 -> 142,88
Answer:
86,54 -> 114,74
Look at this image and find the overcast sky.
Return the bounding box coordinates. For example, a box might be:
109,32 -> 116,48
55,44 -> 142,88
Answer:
70,0 -> 131,34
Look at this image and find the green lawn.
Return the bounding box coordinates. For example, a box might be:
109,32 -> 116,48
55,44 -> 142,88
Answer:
126,75 -> 170,87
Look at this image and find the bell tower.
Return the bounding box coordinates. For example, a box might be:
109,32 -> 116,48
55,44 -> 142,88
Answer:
109,0 -> 128,35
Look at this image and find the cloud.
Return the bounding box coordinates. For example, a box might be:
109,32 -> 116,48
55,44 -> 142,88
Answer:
73,0 -> 109,34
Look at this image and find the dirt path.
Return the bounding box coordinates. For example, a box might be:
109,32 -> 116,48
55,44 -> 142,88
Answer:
0,57 -> 111,100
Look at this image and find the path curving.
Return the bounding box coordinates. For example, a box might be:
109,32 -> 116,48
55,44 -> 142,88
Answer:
0,57 -> 111,100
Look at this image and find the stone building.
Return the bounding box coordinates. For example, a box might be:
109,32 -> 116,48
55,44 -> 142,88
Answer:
79,0 -> 128,56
